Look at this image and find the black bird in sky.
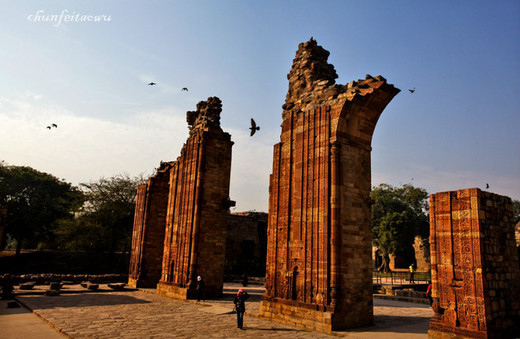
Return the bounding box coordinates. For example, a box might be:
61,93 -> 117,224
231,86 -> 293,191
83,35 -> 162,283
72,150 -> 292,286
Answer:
148,82 -> 156,86
52,123 -> 57,128
46,126 -> 51,130
182,87 -> 188,92
249,118 -> 260,136
486,183 -> 489,189
409,87 -> 415,94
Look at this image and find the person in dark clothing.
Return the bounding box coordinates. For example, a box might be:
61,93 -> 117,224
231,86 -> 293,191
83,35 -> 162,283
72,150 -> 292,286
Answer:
233,289 -> 249,329
196,276 -> 205,302
426,281 -> 433,306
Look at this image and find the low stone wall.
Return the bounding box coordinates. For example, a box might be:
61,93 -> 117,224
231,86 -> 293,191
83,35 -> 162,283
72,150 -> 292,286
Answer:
127,277 -> 152,289
259,298 -> 333,333
1,273 -> 127,285
156,282 -> 189,300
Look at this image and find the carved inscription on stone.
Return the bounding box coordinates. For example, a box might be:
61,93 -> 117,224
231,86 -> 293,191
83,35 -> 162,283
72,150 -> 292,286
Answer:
429,188 -> 520,338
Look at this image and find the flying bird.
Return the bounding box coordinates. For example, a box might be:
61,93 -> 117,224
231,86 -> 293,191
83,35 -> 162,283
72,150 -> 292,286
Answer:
181,87 -> 188,92
52,123 -> 57,128
148,82 -> 156,86
46,126 -> 51,130
409,87 -> 415,94
249,118 -> 260,136
486,183 -> 489,189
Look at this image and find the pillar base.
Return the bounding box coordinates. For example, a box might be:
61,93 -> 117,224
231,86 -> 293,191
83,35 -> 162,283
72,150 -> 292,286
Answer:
428,328 -> 486,339
156,281 -> 222,300
127,277 -> 157,289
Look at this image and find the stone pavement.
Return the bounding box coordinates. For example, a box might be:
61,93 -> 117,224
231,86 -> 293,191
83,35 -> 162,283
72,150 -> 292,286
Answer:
4,282 -> 433,338
0,299 -> 65,339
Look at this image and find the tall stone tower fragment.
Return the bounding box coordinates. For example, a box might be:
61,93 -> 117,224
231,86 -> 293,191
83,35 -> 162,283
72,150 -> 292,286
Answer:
128,163 -> 171,288
259,39 -> 400,332
156,97 -> 233,299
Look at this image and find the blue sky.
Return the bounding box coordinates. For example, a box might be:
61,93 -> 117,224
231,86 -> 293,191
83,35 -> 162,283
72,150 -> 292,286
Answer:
1,1 -> 519,211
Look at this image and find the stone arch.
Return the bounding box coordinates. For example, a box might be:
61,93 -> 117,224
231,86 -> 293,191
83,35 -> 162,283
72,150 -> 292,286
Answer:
260,39 -> 399,332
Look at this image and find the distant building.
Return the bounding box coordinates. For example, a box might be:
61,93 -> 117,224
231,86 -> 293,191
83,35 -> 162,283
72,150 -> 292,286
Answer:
225,212 -> 268,278
372,236 -> 430,272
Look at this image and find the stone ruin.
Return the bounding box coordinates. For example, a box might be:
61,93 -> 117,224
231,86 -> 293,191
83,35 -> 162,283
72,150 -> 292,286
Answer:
128,97 -> 233,299
128,163 -> 170,288
127,40 -> 520,338
259,39 -> 399,332
429,188 -> 520,338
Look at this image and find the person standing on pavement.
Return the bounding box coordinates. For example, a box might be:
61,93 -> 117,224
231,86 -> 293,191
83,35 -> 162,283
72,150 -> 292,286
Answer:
233,289 -> 249,329
408,264 -> 415,284
196,276 -> 205,302
426,281 -> 433,306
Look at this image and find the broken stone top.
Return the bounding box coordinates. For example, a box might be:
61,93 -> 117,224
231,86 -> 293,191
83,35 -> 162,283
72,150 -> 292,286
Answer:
283,39 -> 395,115
186,96 -> 222,132
285,38 -> 338,105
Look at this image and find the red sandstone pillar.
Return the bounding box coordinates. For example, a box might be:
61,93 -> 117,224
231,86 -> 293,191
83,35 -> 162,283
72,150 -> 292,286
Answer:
259,39 -> 399,333
329,141 -> 340,308
428,188 -> 520,338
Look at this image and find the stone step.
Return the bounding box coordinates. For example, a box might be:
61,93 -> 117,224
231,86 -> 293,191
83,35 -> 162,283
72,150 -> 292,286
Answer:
394,290 -> 427,298
374,293 -> 431,305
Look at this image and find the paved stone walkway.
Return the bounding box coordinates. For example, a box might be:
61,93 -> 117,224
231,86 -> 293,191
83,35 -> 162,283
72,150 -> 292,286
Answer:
10,283 -> 433,338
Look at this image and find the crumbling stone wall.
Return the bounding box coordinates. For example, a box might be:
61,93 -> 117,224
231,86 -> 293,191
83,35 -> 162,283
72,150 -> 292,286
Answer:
260,39 -> 399,332
128,164 -> 171,288
157,97 -> 233,300
413,236 -> 430,272
225,212 -> 268,277
373,236 -> 429,272
429,188 -> 520,338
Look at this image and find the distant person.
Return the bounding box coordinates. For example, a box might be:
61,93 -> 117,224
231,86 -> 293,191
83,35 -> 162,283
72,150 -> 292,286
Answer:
426,281 -> 433,306
409,264 -> 415,284
196,276 -> 205,302
233,289 -> 250,330
242,274 -> 248,287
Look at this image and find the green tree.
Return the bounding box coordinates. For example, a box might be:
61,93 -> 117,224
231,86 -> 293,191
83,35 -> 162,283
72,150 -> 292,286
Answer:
371,183 -> 429,272
512,199 -> 520,225
55,173 -> 144,269
0,161 -> 82,255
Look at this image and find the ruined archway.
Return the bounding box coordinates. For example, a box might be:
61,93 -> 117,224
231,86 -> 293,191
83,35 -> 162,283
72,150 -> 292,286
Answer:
259,39 -> 400,332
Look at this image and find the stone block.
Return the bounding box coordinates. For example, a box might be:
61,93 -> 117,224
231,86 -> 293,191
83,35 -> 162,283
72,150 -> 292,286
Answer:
429,189 -> 520,338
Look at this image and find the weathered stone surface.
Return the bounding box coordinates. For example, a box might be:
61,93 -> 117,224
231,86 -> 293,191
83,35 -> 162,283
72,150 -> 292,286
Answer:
19,282 -> 36,290
128,163 -> 170,288
10,274 -> 127,284
413,236 -> 430,272
49,282 -> 62,290
44,289 -> 59,296
156,97 -> 233,300
260,38 -> 399,332
108,283 -> 126,291
429,188 -> 520,338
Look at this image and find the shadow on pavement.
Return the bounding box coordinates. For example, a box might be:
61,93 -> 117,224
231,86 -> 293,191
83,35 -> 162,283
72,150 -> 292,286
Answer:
244,326 -> 303,332
333,315 -> 430,335
17,293 -> 151,309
